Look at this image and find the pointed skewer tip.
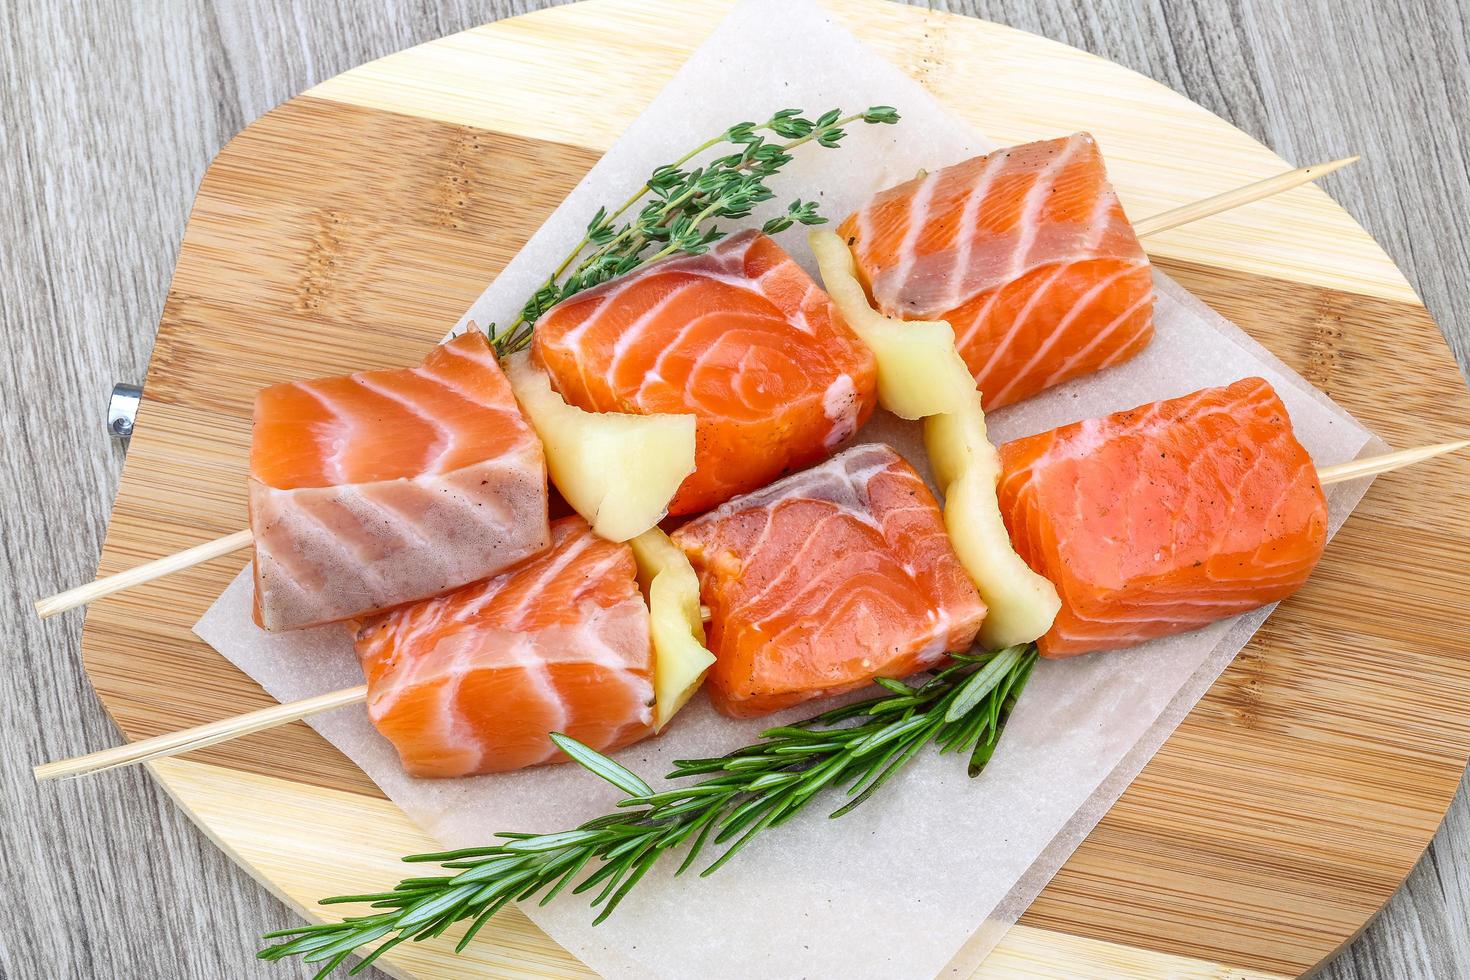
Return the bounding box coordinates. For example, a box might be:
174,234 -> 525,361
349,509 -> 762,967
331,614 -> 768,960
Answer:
1306,155 -> 1359,176
1133,155 -> 1361,239
1317,439 -> 1470,486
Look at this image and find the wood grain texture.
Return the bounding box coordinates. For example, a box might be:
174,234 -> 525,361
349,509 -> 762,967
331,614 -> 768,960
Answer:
2,4 -> 1467,980
147,755 -> 1290,980
75,3 -> 1470,975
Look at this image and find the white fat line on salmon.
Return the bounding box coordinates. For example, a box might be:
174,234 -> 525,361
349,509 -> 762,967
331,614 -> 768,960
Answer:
1007,137 -> 1082,284
405,363 -> 508,430
1047,278 -> 1155,381
791,281 -> 822,338
667,333 -> 764,410
821,374 -> 860,448
256,487 -> 400,604
990,268 -> 1137,407
394,382 -> 510,500
608,280 -> 704,365
942,147 -> 1009,313
970,262 -> 1075,387
289,378 -> 356,486
891,168 -> 943,301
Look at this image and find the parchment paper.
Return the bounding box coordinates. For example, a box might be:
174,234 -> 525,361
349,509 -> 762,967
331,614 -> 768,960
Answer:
195,2 -> 1380,977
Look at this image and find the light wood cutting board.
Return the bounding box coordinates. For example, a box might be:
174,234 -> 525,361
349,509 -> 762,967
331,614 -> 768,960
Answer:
76,1 -> 1470,977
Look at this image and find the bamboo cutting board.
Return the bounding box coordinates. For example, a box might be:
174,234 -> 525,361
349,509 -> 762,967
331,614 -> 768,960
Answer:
77,1 -> 1470,977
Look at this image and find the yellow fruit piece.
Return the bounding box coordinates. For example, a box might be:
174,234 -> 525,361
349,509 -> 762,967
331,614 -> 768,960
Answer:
809,230 -> 974,419
630,528 -> 716,730
502,351 -> 696,542
920,384 -> 994,483
925,394 -> 1062,648
811,230 -> 1059,648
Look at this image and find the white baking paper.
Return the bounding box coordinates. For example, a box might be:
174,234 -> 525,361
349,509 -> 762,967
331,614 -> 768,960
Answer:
195,2 -> 1381,977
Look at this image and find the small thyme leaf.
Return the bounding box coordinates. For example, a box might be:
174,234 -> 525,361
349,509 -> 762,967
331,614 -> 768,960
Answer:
862,105 -> 900,125
258,647 -> 1038,975
485,105 -> 903,356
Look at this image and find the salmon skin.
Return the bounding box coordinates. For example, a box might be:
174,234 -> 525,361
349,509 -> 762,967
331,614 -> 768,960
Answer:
249,331 -> 550,632
672,443 -> 986,718
997,377 -> 1328,658
533,230 -> 878,515
838,133 -> 1155,410
356,516 -> 654,778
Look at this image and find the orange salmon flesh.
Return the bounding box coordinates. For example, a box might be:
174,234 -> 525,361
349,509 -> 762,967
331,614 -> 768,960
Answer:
839,133 -> 1155,410
672,443 -> 987,718
356,516 -> 654,778
248,331 -> 550,632
533,230 -> 878,515
997,377 -> 1328,657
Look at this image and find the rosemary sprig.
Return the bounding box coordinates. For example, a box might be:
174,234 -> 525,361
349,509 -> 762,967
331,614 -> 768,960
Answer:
488,105 -> 900,355
258,645 -> 1038,978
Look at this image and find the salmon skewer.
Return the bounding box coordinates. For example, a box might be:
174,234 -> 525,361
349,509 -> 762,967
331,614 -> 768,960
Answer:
32,428 -> 1466,778
39,516 -> 657,782
837,136 -> 1355,411
32,156 -> 1358,621
673,385 -> 1462,711
840,134 -> 1151,410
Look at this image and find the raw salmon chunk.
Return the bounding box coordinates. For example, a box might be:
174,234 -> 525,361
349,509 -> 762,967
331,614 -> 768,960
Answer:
356,516 -> 654,778
672,443 -> 987,718
838,133 -> 1154,409
533,230 -> 878,515
249,331 -> 550,632
997,377 -> 1328,657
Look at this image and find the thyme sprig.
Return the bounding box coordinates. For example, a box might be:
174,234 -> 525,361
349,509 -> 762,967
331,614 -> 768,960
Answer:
258,645 -> 1037,978
489,105 -> 900,355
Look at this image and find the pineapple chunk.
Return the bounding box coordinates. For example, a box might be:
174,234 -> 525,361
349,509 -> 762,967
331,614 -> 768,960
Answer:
810,230 -> 973,419
925,395 -> 986,491
502,351 -> 695,542
925,394 -> 1062,649
630,529 -> 716,730
811,229 -> 1060,649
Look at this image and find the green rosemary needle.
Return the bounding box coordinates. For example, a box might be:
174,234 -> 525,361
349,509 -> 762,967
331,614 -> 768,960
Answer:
488,104 -> 900,356
257,645 -> 1037,978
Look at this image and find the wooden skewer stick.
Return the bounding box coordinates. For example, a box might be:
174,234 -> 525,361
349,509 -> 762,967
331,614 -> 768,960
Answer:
37,601 -> 717,782
1132,156 -> 1359,238
35,528 -> 253,619
1317,440 -> 1470,486
33,684 -> 368,781
34,442 -> 1468,783
31,157 -> 1359,622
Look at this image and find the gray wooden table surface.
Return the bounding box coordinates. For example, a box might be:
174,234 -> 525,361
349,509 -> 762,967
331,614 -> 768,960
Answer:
3,1 -> 1467,978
